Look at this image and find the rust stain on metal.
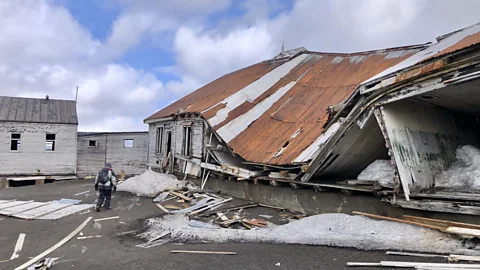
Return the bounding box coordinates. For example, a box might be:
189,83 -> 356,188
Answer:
395,59 -> 445,83
201,103 -> 226,119
144,61 -> 280,121
424,31 -> 480,62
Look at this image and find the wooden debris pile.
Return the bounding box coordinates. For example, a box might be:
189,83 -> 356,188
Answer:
353,211 -> 480,238
152,186 -> 296,231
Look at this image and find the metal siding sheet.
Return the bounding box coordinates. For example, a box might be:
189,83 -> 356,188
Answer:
0,96 -> 77,124
145,62 -> 280,120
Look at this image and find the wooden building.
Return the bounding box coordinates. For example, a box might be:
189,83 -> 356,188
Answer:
0,96 -> 78,180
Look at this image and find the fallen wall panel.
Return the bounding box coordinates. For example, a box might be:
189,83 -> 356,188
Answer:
380,100 -> 466,197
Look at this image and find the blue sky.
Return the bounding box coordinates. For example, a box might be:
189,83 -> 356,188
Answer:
0,0 -> 479,131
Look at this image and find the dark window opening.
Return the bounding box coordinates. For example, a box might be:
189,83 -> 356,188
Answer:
156,127 -> 164,153
182,126 -> 192,156
124,139 -> 133,148
46,134 -> 56,151
166,131 -> 172,154
11,133 -> 21,151
89,140 -> 97,147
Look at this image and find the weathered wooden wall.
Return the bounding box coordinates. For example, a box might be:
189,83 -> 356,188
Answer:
148,116 -> 204,176
77,133 -> 148,177
0,122 -> 77,176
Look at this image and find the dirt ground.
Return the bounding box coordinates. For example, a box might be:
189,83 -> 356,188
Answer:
0,179 -> 447,270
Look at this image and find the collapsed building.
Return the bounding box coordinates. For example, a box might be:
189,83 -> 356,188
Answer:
143,45 -> 425,180
145,23 -> 480,215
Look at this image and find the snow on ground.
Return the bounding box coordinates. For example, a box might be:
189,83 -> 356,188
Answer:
435,145 -> 480,190
117,169 -> 186,197
357,160 -> 394,186
139,213 -> 479,255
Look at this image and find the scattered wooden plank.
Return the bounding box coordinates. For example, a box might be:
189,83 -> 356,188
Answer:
14,217 -> 92,270
156,204 -> 170,213
241,222 -> 253,230
403,215 -> 480,230
243,219 -> 267,228
410,192 -> 480,202
189,198 -> 233,216
165,204 -> 181,210
347,261 -> 480,268
10,233 -> 26,260
393,199 -> 480,216
346,262 -> 382,266
198,203 -> 258,217
445,227 -> 480,237
449,254 -> 480,262
77,235 -> 102,240
346,180 -> 379,186
258,203 -> 284,210
386,251 -> 447,258
169,191 -> 191,202
170,250 -> 236,255
93,216 -> 119,222
216,213 -> 229,222
352,211 -> 445,231
379,261 -> 480,268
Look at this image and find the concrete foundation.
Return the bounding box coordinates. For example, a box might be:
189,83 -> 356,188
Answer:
193,176 -> 480,224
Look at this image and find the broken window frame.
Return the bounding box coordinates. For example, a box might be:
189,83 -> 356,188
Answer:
156,127 -> 164,154
182,126 -> 192,157
124,139 -> 134,148
10,133 -> 21,151
88,140 -> 97,147
45,134 -> 56,152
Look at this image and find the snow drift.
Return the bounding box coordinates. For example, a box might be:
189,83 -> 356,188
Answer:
357,160 -> 394,186
435,145 -> 480,190
139,213 -> 478,255
116,169 -> 186,197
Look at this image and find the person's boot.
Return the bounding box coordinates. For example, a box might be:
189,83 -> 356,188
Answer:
96,206 -> 100,212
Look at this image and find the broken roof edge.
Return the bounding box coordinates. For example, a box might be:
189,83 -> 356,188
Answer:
360,22 -> 480,93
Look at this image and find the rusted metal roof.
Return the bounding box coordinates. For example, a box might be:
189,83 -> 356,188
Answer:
0,96 -> 78,124
146,46 -> 422,165
362,23 -> 480,90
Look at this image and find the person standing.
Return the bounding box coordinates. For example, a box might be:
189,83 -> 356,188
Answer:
94,162 -> 117,212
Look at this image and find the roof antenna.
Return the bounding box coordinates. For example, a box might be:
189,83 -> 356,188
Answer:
281,40 -> 285,54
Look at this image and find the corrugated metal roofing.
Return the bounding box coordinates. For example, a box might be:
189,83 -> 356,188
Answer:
363,22 -> 480,87
146,46 -> 422,165
0,96 -> 78,124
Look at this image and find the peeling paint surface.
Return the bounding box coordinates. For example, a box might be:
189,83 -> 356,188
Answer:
380,100 -> 466,197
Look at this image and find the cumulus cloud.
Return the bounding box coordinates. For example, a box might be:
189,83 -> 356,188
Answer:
0,0 -> 164,131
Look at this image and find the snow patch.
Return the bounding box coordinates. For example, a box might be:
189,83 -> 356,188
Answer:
116,169 -> 186,197
357,160 -> 395,186
435,145 -> 480,190
139,213 -> 478,254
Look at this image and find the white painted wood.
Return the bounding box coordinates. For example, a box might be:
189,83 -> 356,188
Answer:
380,100 -> 469,197
10,233 -> 26,260
36,204 -> 95,220
445,227 -> 480,237
13,203 -> 72,219
0,122 -> 77,176
94,216 -> 119,222
14,217 -> 92,270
